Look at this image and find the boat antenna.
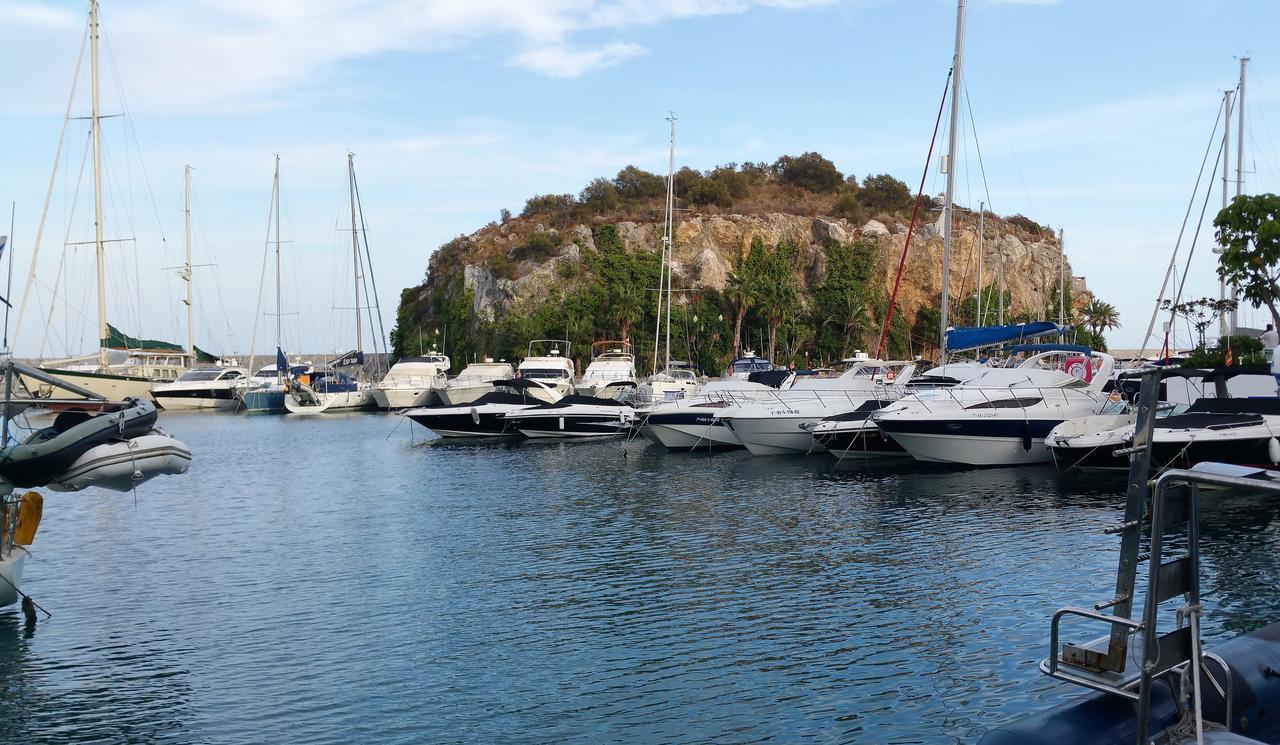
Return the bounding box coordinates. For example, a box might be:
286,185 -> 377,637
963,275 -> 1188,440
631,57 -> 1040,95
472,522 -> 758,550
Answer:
664,112 -> 676,372
3,203 -> 14,353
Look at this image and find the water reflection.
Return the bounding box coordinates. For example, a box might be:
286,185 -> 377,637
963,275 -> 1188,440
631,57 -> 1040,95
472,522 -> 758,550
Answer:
0,414 -> 1274,743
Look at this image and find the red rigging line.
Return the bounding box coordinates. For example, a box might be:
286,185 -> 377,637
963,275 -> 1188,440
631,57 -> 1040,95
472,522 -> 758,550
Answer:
875,68 -> 953,360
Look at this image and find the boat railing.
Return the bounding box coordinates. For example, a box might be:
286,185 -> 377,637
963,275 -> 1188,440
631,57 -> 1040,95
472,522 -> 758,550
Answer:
379,372 -> 446,388
0,496 -> 19,561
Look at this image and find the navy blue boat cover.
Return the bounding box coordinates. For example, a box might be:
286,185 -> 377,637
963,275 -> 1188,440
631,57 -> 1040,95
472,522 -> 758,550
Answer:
944,321 -> 1063,352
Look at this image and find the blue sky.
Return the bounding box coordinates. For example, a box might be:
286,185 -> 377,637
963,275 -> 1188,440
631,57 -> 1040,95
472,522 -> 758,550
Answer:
1,0 -> 1278,358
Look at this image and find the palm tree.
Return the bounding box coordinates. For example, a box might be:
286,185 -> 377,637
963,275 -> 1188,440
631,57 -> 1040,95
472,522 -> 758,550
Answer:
1083,299 -> 1120,339
724,253 -> 754,358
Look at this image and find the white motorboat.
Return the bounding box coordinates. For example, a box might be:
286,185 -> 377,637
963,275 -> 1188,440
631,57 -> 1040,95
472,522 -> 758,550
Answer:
151,366 -> 247,411
633,366 -> 702,406
809,401 -> 908,460
873,346 -> 1116,466
715,357 -> 916,456
576,341 -> 638,400
642,372 -> 797,451
504,395 -> 636,439
438,359 -> 518,406
1048,364 -> 1280,472
283,369 -> 374,415
516,340 -> 576,403
371,352 -> 450,410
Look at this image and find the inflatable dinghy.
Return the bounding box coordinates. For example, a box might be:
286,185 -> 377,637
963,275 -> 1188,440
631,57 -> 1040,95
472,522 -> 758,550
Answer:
48,430 -> 191,492
0,398 -> 158,487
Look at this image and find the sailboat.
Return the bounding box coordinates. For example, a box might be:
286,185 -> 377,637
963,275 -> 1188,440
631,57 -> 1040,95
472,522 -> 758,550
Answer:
238,156 -> 292,413
282,154 -> 381,414
16,2 -> 197,405
633,115 -> 704,406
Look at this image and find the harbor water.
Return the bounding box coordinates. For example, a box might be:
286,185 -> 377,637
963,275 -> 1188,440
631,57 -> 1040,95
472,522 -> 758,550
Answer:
1,413 -> 1278,743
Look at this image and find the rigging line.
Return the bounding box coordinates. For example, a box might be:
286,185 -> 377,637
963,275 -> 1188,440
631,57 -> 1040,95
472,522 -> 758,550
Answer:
1165,125 -> 1227,345
15,20 -> 88,352
245,172 -> 277,376
101,27 -> 168,248
39,131 -> 93,360
963,83 -> 996,216
1137,98 -> 1226,359
351,165 -> 391,372
875,66 -> 952,360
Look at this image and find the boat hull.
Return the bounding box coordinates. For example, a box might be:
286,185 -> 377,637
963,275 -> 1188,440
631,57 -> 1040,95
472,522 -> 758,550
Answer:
719,415 -> 825,456
48,433 -> 192,492
507,409 -> 634,439
0,550 -> 26,608
239,388 -> 285,413
151,387 -> 239,411
372,386 -> 439,410
813,422 -> 908,460
284,387 -> 374,415
20,368 -> 156,405
405,409 -> 525,437
643,411 -> 743,451
876,419 -> 1062,466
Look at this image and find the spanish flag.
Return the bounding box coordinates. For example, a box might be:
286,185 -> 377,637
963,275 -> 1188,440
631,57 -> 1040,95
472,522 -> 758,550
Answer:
1225,338 -> 1234,366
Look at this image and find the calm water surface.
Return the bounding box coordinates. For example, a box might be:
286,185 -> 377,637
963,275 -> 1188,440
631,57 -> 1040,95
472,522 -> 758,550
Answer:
1,412 -> 1278,743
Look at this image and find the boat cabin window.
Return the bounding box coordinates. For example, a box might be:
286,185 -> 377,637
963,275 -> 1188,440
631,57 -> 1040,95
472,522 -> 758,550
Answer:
730,359 -> 772,375
220,370 -> 244,380
963,397 -> 1044,410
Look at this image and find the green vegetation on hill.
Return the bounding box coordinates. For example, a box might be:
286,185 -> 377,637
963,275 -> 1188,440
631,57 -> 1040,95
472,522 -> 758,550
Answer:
392,151 -> 1086,373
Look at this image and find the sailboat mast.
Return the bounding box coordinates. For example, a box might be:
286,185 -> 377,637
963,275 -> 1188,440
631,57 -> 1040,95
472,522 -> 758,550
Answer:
1058,228 -> 1065,330
1219,89 -> 1233,339
348,153 -> 363,357
664,113 -> 676,370
976,201 -> 984,326
184,163 -> 194,357
273,155 -> 282,352
939,0 -> 965,360
1232,57 -> 1248,335
89,0 -> 108,368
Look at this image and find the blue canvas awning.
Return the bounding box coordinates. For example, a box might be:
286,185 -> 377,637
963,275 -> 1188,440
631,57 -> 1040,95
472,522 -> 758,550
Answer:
944,322 -> 1063,353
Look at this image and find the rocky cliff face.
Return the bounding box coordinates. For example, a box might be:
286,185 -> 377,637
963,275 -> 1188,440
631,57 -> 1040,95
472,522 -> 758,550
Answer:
428,210 -> 1089,334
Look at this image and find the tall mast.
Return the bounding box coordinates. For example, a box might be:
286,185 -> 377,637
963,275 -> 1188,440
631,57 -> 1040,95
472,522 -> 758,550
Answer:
663,113 -> 676,370
1232,57 -> 1248,335
997,235 -> 1004,325
273,155 -> 282,351
1219,89 -> 1234,339
184,163 -> 194,356
1058,228 -> 1066,330
89,0 -> 108,368
939,0 -> 965,360
348,153 -> 363,356
976,201 -> 984,326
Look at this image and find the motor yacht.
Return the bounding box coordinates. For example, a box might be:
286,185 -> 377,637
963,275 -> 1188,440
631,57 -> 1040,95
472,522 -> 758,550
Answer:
642,370 -> 796,451
809,401 -> 907,460
438,358 -> 517,406
371,352 -> 450,410
151,366 -> 247,411
873,345 -> 1116,466
715,356 -> 915,456
516,340 -> 576,403
576,341 -> 638,400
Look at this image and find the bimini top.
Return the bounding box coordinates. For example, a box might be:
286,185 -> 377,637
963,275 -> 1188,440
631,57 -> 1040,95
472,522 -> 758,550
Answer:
945,322 -> 1064,353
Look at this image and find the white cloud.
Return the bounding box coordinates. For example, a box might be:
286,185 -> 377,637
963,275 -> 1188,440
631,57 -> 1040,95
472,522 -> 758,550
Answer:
511,42 -> 646,78
0,0 -> 837,112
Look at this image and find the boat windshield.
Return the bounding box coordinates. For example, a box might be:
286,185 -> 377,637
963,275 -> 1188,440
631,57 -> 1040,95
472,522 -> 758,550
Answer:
522,368 -> 569,380
731,359 -> 771,375
177,369 -> 224,382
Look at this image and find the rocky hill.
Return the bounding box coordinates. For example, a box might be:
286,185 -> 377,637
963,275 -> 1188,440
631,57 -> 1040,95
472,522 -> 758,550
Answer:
393,155 -> 1094,372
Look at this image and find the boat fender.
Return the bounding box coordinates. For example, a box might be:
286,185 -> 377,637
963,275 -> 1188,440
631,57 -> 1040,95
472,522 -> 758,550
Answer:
470,407 -> 480,425
1020,421 -> 1033,452
13,491 -> 42,545
1270,437 -> 1280,465
558,416 -> 564,431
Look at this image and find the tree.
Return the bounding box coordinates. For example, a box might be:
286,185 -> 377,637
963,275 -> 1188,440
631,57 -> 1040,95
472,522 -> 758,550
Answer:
522,193 -> 576,218
686,178 -> 732,208
774,152 -> 844,193
579,178 -> 621,214
859,174 -> 913,212
1082,299 -> 1120,339
755,241 -> 799,361
1160,297 -> 1238,350
613,165 -> 666,201
1215,193 -> 1280,329
724,243 -> 762,358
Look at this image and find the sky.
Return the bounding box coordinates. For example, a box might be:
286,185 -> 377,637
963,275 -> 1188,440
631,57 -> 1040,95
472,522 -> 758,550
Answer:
1,0 -> 1279,359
